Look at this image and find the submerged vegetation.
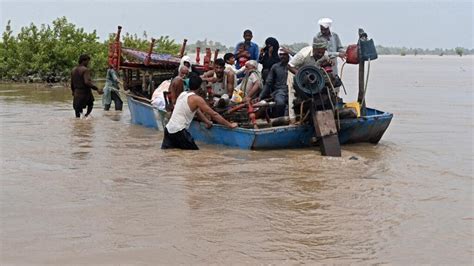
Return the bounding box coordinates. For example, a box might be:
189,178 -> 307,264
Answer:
0,17 -> 471,82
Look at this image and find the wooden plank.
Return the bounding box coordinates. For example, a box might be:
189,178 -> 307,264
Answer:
319,135 -> 341,157
311,105 -> 341,157
312,110 -> 337,137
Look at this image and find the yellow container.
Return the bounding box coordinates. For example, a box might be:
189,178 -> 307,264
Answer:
344,102 -> 361,117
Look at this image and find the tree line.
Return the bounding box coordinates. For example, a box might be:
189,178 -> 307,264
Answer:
0,17 -> 471,82
185,40 -> 471,57
0,17 -> 181,82
375,45 -> 471,56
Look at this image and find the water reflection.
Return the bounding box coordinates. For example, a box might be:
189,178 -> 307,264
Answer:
103,110 -> 123,122
70,119 -> 95,160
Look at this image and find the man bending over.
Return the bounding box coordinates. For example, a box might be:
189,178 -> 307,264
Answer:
161,75 -> 238,150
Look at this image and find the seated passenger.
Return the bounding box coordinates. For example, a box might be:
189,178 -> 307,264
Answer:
259,48 -> 290,118
173,55 -> 193,77
168,65 -> 190,110
201,58 -> 235,106
258,37 -> 281,83
151,79 -> 172,111
238,60 -> 263,102
224,52 -> 245,76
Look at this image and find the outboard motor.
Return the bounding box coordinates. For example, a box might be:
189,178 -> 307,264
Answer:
293,65 -> 337,113
293,65 -> 341,157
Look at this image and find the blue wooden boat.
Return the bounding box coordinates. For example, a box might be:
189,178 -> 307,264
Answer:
126,94 -> 393,149
116,25 -> 392,150
127,95 -> 161,129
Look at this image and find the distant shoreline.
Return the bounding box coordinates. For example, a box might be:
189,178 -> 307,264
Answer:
1,55 -> 470,85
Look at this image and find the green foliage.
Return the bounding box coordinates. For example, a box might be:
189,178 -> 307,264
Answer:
122,31 -> 149,51
0,17 -> 106,80
0,20 -> 19,79
0,18 -> 182,81
120,33 -> 180,55
154,36 -> 180,55
455,47 -> 464,57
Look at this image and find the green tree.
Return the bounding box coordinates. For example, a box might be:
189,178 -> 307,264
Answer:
0,20 -> 19,79
154,36 -> 180,55
15,23 -> 42,78
47,17 -> 104,78
122,31 -> 149,51
455,47 -> 464,57
0,17 -> 108,80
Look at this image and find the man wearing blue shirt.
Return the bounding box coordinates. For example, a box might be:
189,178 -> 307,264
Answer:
234,29 -> 259,69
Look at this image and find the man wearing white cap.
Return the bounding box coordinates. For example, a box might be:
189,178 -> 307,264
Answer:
314,17 -> 345,75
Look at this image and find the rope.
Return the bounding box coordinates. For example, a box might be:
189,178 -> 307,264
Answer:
300,99 -> 311,124
321,69 -> 336,112
301,109 -> 311,123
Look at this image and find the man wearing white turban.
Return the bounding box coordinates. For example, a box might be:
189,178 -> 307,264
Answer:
314,17 -> 346,75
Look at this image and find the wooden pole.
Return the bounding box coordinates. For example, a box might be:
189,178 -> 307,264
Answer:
196,47 -> 201,65
358,60 -> 365,104
109,26 -> 122,69
115,26 -> 122,42
213,49 -> 219,62
179,39 -> 187,58
203,48 -> 211,70
357,29 -> 368,114
144,38 -> 156,66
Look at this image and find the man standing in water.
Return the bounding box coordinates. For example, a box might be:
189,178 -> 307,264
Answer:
162,75 -> 237,150
71,54 -> 102,118
102,63 -> 123,111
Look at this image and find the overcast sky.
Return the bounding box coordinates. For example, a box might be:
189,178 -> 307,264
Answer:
1,0 -> 472,49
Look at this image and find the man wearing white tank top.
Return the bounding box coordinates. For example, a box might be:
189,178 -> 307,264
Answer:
162,75 -> 238,150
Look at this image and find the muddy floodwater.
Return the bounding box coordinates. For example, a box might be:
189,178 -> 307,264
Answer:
1,56 -> 472,264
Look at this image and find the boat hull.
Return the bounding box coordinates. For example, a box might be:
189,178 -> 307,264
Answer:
188,123 -> 315,149
127,96 -> 160,129
126,95 -> 393,149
